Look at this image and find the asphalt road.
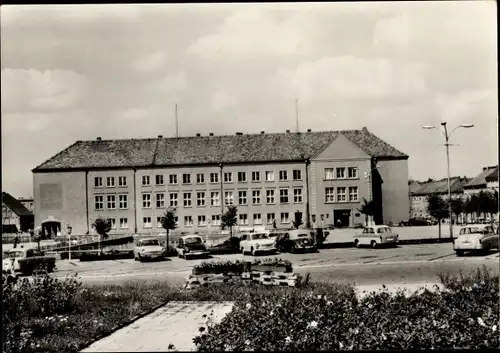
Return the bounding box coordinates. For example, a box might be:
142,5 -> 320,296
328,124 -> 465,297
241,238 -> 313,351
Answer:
52,243 -> 500,287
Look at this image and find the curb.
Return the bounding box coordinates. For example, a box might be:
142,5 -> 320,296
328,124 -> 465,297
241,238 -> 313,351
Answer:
320,237 -> 456,249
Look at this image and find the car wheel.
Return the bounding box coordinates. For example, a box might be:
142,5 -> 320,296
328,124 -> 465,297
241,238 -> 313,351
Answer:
370,241 -> 377,249
241,247 -> 246,255
354,239 -> 360,248
455,250 -> 464,257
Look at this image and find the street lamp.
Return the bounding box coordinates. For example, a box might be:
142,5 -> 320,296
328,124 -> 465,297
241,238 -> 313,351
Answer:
364,166 -> 381,226
422,122 -> 474,238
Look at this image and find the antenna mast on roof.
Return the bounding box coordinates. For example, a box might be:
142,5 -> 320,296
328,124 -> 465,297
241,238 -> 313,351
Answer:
295,98 -> 299,133
175,104 -> 179,138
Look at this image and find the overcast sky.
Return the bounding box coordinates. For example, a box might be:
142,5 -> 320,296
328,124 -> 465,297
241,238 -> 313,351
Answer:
1,2 -> 497,198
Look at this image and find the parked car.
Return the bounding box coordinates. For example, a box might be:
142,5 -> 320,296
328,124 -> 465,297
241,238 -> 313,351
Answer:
240,232 -> 277,256
133,238 -> 165,262
2,247 -> 56,275
207,237 -> 241,255
176,235 -> 209,259
354,225 -> 399,248
276,230 -> 317,253
454,225 -> 499,256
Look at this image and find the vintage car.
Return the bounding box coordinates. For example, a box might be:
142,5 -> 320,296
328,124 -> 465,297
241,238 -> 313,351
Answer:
354,225 -> 399,248
176,235 -> 209,259
207,237 -> 241,255
454,224 -> 499,256
133,238 -> 165,262
2,247 -> 56,275
276,230 -> 317,253
240,232 -> 277,256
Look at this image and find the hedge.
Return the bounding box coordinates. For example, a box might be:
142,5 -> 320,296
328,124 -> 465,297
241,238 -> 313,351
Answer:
2,266 -> 498,352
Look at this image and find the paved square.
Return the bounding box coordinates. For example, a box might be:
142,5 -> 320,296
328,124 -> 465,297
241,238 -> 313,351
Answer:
81,301 -> 234,352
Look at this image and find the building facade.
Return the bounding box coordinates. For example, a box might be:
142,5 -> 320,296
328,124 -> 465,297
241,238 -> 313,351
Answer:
463,166 -> 498,196
2,192 -> 35,233
32,128 -> 410,236
18,197 -> 35,213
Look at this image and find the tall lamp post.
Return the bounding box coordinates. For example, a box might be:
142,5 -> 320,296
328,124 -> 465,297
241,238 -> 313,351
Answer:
364,166 -> 381,226
422,122 -> 474,238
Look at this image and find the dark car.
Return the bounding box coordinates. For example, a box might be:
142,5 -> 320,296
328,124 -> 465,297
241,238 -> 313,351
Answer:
276,230 -> 317,253
207,237 -> 241,255
176,235 -> 209,259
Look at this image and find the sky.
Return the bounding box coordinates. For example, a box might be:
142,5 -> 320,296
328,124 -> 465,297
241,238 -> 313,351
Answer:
1,2 -> 498,198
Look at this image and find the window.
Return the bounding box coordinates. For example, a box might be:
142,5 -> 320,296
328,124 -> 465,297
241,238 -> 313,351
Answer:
182,174 -> 191,184
280,189 -> 289,203
337,187 -> 347,202
267,213 -> 276,224
279,170 -> 288,181
95,195 -> 104,210
238,190 -> 247,205
107,195 -> 116,209
142,194 -> 151,208
108,218 -> 116,229
107,177 -> 115,187
169,193 -> 178,207
336,167 -> 346,179
281,212 -> 290,223
224,172 -> 233,183
239,214 -> 248,225
142,175 -> 151,186
212,215 -> 221,226
169,174 -> 178,185
157,217 -> 163,228
118,176 -> 127,187
210,173 -> 219,183
293,188 -> 303,203
119,194 -> 128,209
183,193 -> 192,207
252,190 -> 261,204
293,170 -> 302,181
324,168 -> 334,180
325,187 -> 335,203
348,167 -> 358,179
143,217 -> 152,228
156,193 -> 165,208
238,172 -> 247,182
197,192 -> 206,207
225,191 -> 234,205
265,171 -> 275,182
197,173 -> 205,184
253,213 -> 262,225
266,189 -> 275,204
252,171 -> 260,182
156,174 -> 164,185
119,218 -> 128,229
349,186 -> 359,202
184,216 -> 193,227
198,215 -> 207,226
95,177 -> 103,188
211,192 -> 220,206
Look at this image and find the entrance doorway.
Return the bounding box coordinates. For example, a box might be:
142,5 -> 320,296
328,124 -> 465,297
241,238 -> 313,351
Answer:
333,209 -> 351,228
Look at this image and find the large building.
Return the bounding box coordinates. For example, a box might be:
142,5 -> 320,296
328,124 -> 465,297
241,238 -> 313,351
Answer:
2,192 -> 35,234
463,165 -> 498,196
18,197 -> 34,213
32,128 -> 409,236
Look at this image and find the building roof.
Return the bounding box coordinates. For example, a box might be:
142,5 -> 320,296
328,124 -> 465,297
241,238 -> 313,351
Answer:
2,192 -> 34,216
410,177 -> 468,196
485,166 -> 499,183
32,127 -> 408,172
464,166 -> 498,188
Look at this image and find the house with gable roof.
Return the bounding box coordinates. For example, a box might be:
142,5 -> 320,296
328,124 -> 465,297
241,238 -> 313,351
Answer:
2,192 -> 35,234
463,165 -> 498,196
32,127 -> 409,236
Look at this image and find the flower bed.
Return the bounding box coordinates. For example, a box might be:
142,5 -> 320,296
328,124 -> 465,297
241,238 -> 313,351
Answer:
192,258 -> 293,275
79,250 -> 134,262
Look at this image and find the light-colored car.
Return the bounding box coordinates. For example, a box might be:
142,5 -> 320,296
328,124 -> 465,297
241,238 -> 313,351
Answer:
354,225 -> 399,248
133,238 -> 165,262
2,248 -> 56,275
454,224 -> 499,256
240,232 -> 277,256
176,235 -> 209,259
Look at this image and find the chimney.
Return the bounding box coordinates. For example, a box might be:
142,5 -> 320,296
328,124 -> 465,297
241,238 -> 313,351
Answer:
209,133 -> 214,136
260,131 -> 265,134
236,132 -> 243,135
196,133 -> 201,137
362,127 -> 368,132
96,137 -> 102,141
286,130 -> 290,133
158,135 -> 163,139
307,129 -> 312,132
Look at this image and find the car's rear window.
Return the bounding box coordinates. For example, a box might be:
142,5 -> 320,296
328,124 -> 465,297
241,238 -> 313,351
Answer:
377,227 -> 392,233
253,233 -> 269,240
184,237 -> 202,244
139,240 -> 159,246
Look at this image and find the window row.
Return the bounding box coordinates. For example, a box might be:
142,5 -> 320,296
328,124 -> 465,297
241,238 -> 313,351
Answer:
94,188 -> 304,210
325,186 -> 359,203
94,176 -> 128,188
324,167 -> 358,180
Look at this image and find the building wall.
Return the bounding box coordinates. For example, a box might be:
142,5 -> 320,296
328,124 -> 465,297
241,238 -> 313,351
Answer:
376,159 -> 410,224
19,199 -> 34,212
2,204 -> 21,231
310,134 -> 372,227
33,171 -> 87,235
487,181 -> 499,193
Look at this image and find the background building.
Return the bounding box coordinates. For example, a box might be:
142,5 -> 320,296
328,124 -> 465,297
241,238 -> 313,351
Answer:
18,197 -> 34,213
32,128 -> 409,236
464,165 -> 498,195
2,192 -> 35,234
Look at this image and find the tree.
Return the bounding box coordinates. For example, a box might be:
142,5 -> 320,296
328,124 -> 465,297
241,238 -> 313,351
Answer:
477,191 -> 490,220
427,194 -> 449,241
464,194 -> 479,223
292,210 -> 304,229
92,217 -> 111,240
357,198 -> 376,226
450,197 -> 464,225
161,208 -> 178,255
221,205 -> 238,239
